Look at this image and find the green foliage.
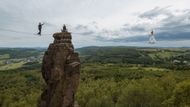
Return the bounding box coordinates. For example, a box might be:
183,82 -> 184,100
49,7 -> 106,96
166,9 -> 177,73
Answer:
77,47 -> 190,70
77,64 -> 190,107
0,48 -> 44,59
171,80 -> 190,107
22,62 -> 41,70
116,79 -> 165,107
0,54 -> 10,60
0,67 -> 44,107
0,48 -> 190,107
1,62 -> 190,107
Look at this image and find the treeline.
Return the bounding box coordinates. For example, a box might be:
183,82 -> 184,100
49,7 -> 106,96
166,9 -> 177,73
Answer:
0,48 -> 45,59
77,46 -> 154,64
77,46 -> 190,70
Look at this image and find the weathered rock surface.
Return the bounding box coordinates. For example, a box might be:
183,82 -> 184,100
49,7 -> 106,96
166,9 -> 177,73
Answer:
38,32 -> 80,107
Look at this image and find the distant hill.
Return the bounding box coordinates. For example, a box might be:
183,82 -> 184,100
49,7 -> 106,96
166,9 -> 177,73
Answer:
0,47 -> 190,66
76,46 -> 190,66
0,48 -> 45,59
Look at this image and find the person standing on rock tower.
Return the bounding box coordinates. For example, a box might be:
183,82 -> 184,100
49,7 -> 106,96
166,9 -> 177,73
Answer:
38,22 -> 44,35
61,24 -> 67,32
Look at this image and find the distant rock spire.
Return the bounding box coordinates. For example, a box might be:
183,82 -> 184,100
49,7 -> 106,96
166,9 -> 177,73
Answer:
38,31 -> 80,107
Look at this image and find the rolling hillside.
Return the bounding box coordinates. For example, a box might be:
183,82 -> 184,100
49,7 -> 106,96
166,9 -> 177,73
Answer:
77,46 -> 190,66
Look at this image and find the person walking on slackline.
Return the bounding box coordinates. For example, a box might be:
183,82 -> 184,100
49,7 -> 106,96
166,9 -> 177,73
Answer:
38,22 -> 44,35
149,30 -> 156,44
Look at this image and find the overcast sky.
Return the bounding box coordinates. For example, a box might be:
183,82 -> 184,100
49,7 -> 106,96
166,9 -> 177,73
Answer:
0,0 -> 190,48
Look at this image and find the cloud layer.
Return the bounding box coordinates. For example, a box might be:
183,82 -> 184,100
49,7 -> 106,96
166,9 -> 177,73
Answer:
0,0 -> 190,47
76,7 -> 190,44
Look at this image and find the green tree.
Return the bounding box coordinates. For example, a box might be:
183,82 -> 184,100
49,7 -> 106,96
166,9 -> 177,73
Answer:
172,80 -> 190,107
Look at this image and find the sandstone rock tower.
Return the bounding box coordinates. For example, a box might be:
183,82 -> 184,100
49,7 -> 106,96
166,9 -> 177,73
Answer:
38,31 -> 80,107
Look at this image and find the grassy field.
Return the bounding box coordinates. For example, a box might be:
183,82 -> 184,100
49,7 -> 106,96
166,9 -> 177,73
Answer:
0,54 -> 10,60
0,61 -> 25,70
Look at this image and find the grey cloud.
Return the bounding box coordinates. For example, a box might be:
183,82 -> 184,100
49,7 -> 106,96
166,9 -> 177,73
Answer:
0,7 -> 17,27
1,0 -> 190,47
122,24 -> 147,33
156,11 -> 190,35
72,24 -> 99,36
96,31 -> 190,43
139,6 -> 173,19
96,34 -> 147,42
73,31 -> 95,36
139,6 -> 190,34
130,26 -> 146,32
96,7 -> 190,43
76,6 -> 190,44
75,25 -> 89,31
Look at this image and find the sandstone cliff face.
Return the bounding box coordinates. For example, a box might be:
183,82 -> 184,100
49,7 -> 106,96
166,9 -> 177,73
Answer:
38,32 -> 80,107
